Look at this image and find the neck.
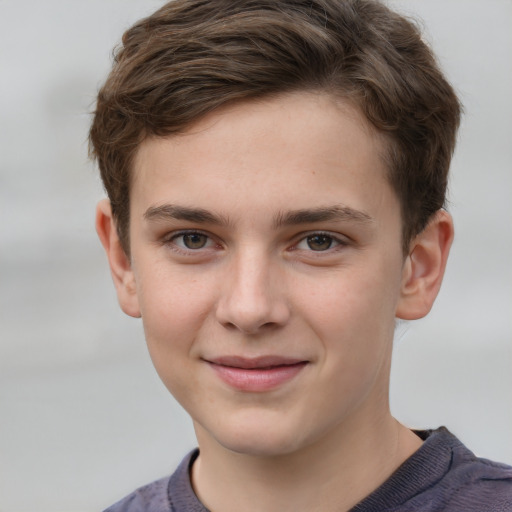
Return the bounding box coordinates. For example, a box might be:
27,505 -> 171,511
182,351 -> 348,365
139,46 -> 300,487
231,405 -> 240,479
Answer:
191,413 -> 422,512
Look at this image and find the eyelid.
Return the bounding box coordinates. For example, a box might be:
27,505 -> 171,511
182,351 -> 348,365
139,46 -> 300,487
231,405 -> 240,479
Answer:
291,230 -> 350,252
163,229 -> 221,253
161,228 -> 349,255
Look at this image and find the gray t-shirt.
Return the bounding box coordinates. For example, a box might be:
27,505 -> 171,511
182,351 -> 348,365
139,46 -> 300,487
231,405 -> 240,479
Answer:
104,427 -> 512,511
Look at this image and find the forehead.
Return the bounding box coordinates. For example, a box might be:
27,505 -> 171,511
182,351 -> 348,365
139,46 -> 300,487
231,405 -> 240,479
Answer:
131,92 -> 396,222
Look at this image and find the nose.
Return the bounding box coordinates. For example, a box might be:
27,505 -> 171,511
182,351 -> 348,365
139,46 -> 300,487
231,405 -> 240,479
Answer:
215,249 -> 291,334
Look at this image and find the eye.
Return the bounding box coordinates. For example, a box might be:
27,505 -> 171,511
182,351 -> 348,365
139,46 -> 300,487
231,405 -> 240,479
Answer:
295,233 -> 343,252
170,231 -> 215,250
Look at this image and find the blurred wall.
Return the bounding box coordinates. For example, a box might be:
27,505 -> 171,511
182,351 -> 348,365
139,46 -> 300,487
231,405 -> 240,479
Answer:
1,1 -> 511,510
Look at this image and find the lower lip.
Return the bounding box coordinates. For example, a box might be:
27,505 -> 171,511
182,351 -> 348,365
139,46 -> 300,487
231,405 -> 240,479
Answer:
209,362 -> 307,392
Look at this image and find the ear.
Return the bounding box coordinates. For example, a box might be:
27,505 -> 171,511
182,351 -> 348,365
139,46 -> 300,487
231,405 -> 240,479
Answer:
95,199 -> 141,318
396,210 -> 454,320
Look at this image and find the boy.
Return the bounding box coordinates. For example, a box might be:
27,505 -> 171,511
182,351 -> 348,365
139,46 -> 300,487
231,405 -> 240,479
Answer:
90,0 -> 512,510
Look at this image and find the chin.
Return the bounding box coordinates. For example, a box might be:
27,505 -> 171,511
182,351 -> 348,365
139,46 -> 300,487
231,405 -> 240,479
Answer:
220,432 -> 304,458
205,414 -> 318,458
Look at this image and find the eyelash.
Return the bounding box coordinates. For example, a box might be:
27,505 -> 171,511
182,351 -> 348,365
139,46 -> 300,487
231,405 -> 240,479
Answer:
291,231 -> 348,254
163,230 -> 348,256
164,230 -> 220,255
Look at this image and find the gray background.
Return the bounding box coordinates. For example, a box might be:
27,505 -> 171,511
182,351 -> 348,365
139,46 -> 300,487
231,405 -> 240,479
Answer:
1,0 -> 511,510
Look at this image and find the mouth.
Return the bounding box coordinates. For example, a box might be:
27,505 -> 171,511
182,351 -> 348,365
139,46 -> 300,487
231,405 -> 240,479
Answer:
204,356 -> 309,392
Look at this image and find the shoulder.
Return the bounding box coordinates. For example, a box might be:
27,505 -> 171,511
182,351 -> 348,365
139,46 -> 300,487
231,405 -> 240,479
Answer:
103,474 -> 172,512
352,427 -> 512,512
103,450 -> 205,512
412,428 -> 512,511
440,432 -> 512,511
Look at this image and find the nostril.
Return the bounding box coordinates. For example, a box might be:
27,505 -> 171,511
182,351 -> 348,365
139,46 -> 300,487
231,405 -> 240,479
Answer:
220,317 -> 282,335
222,321 -> 239,331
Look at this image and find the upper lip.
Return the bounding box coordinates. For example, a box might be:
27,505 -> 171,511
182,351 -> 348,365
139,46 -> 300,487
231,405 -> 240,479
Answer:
205,355 -> 308,369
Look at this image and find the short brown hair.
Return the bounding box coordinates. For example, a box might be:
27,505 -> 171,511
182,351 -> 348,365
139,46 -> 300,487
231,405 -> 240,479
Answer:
89,0 -> 461,254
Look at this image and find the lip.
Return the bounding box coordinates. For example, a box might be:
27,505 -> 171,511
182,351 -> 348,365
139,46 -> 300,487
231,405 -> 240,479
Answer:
205,356 -> 308,392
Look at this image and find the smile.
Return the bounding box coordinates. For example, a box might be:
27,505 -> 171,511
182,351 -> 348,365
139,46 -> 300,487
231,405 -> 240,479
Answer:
205,356 -> 309,392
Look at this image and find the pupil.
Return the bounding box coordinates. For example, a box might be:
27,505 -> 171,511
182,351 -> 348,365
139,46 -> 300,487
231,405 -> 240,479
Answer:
307,235 -> 332,251
184,233 -> 207,249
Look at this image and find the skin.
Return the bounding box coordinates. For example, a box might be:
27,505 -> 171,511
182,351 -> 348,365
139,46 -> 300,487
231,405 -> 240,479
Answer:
97,92 -> 453,512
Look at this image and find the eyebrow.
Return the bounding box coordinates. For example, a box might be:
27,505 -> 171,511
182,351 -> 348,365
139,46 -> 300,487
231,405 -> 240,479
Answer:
273,205 -> 374,228
144,203 -> 373,228
144,204 -> 231,225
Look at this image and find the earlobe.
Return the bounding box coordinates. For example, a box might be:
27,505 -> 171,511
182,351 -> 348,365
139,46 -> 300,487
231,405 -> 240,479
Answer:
396,210 -> 454,320
95,199 -> 141,318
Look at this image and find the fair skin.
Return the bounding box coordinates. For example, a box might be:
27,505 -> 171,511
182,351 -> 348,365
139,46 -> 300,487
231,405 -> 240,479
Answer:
97,92 -> 453,512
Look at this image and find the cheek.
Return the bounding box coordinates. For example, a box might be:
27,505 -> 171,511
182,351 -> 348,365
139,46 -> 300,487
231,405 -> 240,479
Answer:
135,262 -> 217,358
300,264 -> 399,323
296,265 -> 400,362
137,273 -> 210,401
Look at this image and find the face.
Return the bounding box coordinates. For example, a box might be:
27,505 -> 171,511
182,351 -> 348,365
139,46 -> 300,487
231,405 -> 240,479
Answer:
124,93 -> 409,457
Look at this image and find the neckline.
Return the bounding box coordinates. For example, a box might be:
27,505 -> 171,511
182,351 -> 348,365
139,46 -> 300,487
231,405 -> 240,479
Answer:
349,427 -> 457,511
171,427 -> 458,512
